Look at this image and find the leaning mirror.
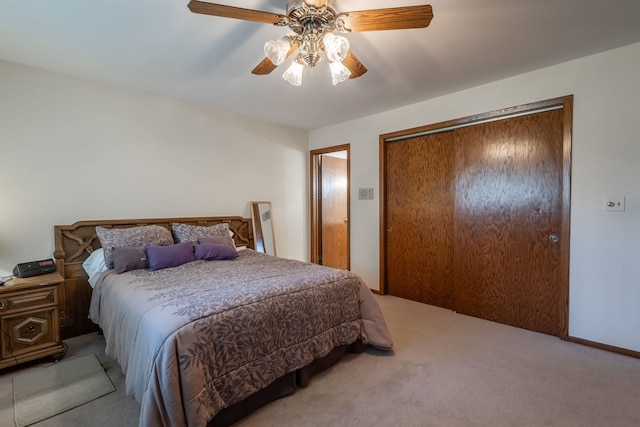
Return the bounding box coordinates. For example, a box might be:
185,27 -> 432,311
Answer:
251,201 -> 276,256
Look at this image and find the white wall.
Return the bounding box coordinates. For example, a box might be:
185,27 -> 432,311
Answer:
310,42 -> 640,352
0,60 -> 309,277
2,41 -> 638,352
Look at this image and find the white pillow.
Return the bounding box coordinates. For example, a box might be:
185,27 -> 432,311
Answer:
82,248 -> 108,288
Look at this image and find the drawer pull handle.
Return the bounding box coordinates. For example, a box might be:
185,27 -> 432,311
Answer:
0,301 -> 4,309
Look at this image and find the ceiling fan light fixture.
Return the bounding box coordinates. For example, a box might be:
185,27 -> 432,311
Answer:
189,1 -> 433,85
283,58 -> 304,86
264,37 -> 292,66
323,33 -> 349,62
329,60 -> 351,85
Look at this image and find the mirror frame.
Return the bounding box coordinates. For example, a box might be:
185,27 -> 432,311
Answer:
251,201 -> 276,256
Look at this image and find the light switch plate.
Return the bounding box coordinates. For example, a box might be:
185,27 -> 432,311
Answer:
604,196 -> 625,212
358,188 -> 374,200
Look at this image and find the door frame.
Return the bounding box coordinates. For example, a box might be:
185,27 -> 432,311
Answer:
310,144 -> 351,268
379,96 -> 572,339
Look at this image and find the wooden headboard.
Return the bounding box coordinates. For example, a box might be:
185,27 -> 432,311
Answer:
53,216 -> 254,339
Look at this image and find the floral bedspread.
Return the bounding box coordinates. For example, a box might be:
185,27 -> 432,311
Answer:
89,249 -> 392,427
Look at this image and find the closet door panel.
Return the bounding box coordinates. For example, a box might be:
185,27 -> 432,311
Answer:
452,109 -> 564,336
386,133 -> 455,308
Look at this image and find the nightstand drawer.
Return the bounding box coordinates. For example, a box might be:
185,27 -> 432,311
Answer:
0,287 -> 58,313
1,307 -> 60,359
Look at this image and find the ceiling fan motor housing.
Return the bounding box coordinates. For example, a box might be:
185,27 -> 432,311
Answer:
284,0 -> 347,68
286,0 -> 340,35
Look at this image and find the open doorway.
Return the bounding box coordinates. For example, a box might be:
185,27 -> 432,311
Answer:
310,144 -> 350,270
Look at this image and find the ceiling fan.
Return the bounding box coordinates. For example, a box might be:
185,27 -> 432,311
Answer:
187,0 -> 433,86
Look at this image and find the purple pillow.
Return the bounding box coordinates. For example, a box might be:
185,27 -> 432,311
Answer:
194,243 -> 238,261
146,242 -> 195,271
112,247 -> 147,274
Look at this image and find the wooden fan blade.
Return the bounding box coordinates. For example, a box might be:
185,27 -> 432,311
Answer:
251,43 -> 300,75
252,57 -> 279,75
343,5 -> 433,32
188,0 -> 282,25
343,51 -> 367,79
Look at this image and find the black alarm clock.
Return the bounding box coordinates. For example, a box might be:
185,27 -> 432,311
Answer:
12,258 -> 57,278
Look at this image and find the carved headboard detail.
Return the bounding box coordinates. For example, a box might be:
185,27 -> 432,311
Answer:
53,216 -> 254,339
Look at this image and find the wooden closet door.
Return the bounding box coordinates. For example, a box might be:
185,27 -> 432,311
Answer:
453,109 -> 564,336
384,105 -> 568,337
386,132 -> 455,309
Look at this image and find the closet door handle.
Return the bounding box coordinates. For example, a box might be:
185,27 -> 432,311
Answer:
549,234 -> 559,243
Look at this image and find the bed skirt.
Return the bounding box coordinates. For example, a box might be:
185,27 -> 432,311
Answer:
208,339 -> 365,426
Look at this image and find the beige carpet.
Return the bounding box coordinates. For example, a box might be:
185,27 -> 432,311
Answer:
0,295 -> 639,426
0,335 -> 139,427
13,353 -> 114,427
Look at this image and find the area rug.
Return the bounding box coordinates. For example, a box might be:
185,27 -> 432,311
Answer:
13,353 -> 115,427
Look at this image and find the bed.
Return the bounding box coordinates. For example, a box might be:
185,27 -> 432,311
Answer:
53,216 -> 393,427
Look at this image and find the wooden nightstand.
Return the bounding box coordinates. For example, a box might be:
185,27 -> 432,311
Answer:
0,272 -> 66,369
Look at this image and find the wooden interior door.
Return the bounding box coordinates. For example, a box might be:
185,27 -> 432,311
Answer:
382,98 -> 571,337
310,146 -> 350,270
319,154 -> 349,269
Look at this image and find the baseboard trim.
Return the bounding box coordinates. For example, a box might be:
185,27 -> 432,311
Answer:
568,336 -> 640,359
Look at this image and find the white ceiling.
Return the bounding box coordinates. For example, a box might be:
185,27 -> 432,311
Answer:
2,0 -> 640,130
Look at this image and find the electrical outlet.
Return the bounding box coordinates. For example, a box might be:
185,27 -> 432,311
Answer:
604,196 -> 625,212
63,314 -> 75,327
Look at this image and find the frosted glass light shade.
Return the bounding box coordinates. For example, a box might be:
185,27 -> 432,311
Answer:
329,61 -> 351,85
264,37 -> 291,66
323,33 -> 349,62
283,61 -> 304,86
